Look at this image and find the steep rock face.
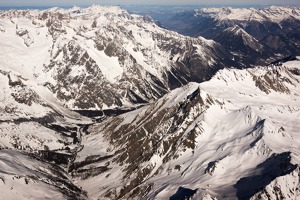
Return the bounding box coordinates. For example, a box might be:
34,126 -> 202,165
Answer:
220,25 -> 263,51
250,166 -> 300,200
75,59 -> 300,199
262,33 -> 300,54
0,5 -> 235,110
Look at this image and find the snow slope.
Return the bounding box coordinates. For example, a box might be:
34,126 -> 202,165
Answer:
0,66 -> 91,123
0,149 -> 87,199
76,59 -> 300,199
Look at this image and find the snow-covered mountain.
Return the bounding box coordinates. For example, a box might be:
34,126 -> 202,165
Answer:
1,5 -> 300,200
0,58 -> 92,198
195,6 -> 300,44
192,6 -> 300,39
0,5 -> 234,110
158,6 -> 300,65
0,149 -> 88,199
196,6 -> 300,23
0,67 -> 91,121
73,58 -> 300,199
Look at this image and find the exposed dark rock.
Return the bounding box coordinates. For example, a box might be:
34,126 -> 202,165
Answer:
169,186 -> 198,200
69,154 -> 114,172
234,152 -> 297,200
270,55 -> 298,66
38,150 -> 74,165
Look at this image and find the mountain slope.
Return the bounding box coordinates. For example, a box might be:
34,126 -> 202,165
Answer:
0,5 -> 235,110
1,5 -> 300,200
214,25 -> 268,65
0,73 -> 91,199
74,58 -> 300,199
157,6 -> 300,65
0,46 -> 92,199
0,68 -> 88,121
0,149 -> 88,200
195,6 -> 300,39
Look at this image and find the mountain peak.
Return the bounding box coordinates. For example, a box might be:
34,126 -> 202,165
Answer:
196,6 -> 300,22
86,4 -> 124,13
0,5 -> 232,110
214,25 -> 264,59
226,25 -> 246,35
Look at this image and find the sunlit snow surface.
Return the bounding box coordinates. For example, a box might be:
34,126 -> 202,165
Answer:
0,58 -> 300,199
0,5 -> 222,109
0,5 -> 300,200
77,59 -> 300,199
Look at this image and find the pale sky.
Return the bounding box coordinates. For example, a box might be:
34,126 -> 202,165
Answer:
0,0 -> 299,6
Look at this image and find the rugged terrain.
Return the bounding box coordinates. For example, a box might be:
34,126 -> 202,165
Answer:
75,58 -> 300,199
0,63 -> 92,199
2,56 -> 298,200
0,5 -> 234,110
0,5 -> 300,200
154,6 -> 300,65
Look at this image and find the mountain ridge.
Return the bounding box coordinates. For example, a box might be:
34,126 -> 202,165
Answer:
74,58 -> 300,199
0,5 -> 300,200
154,6 -> 300,65
0,5 -> 236,110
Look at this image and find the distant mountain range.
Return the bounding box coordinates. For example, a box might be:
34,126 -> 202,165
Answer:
149,6 -> 300,65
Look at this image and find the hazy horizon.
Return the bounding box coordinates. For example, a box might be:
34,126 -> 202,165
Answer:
0,4 -> 299,11
0,0 -> 299,7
